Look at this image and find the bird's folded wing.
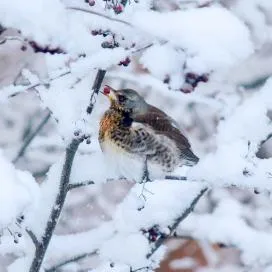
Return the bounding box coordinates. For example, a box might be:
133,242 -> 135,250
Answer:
134,105 -> 192,150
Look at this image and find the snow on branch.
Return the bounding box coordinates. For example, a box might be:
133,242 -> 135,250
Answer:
27,69 -> 107,272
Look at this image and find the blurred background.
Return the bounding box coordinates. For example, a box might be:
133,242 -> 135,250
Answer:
1,0 -> 272,271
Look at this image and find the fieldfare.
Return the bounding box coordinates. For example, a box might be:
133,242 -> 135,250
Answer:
99,86 -> 199,182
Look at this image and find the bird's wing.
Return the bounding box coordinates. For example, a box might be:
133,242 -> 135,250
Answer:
134,105 -> 191,149
134,105 -> 199,164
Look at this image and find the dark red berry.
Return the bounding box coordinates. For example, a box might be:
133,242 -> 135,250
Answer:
163,75 -> 170,84
180,88 -> 192,94
21,45 -> 27,51
91,30 -> 99,36
103,86 -> 111,95
88,0 -> 95,6
114,4 -> 123,14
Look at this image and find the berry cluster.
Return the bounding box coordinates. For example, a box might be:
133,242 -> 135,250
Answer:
180,72 -> 209,93
85,0 -> 95,6
28,41 -> 64,54
91,29 -> 120,49
185,72 -> 209,87
84,0 -> 126,13
91,28 -> 132,67
118,57 -> 131,66
74,130 -> 91,144
142,225 -> 166,243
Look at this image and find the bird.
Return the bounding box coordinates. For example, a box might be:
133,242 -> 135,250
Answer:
99,85 -> 199,182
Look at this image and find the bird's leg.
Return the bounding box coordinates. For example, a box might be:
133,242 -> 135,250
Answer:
138,156 -> 151,210
142,155 -> 151,183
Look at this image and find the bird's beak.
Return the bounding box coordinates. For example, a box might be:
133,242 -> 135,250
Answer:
102,85 -> 118,101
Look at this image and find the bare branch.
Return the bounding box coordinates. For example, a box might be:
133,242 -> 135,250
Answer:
29,137 -> 84,272
28,69 -> 107,272
7,70 -> 71,98
146,187 -> 208,259
260,132 -> 272,146
45,251 -> 97,272
164,175 -> 187,181
68,180 -> 95,190
67,7 -> 132,27
25,229 -> 39,249
87,69 -> 106,114
0,36 -> 26,45
13,111 -> 51,163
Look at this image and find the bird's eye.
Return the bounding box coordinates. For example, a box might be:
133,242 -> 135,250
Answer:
118,95 -> 127,103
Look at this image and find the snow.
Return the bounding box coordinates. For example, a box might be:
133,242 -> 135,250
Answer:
0,150 -> 39,228
0,0 -> 272,271
133,7 -> 254,73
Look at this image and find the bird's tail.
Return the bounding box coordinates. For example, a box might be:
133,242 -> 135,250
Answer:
180,148 -> 199,166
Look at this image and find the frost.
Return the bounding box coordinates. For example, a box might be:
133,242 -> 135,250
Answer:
0,151 -> 39,228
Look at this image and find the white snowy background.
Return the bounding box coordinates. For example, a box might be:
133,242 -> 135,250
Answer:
0,0 -> 272,271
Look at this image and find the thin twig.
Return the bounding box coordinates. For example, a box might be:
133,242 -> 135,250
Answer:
164,175 -> 187,181
146,187 -> 208,259
28,69 -> 107,272
29,137 -> 84,272
67,7 -> 132,27
68,180 -> 95,190
87,69 -> 106,114
7,70 -> 71,98
13,111 -> 51,163
45,251 -> 97,272
0,36 -> 26,45
26,229 -> 39,249
260,132 -> 272,146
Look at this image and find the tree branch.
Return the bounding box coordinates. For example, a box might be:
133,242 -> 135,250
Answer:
29,137 -> 84,272
28,69 -> 107,272
45,251 -> 97,272
146,186 -> 208,259
68,180 -> 95,190
260,132 -> 272,146
26,229 -> 39,249
67,7 -> 132,27
6,70 -> 71,98
13,111 -> 51,163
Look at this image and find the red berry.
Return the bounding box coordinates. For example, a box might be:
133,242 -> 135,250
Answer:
186,72 -> 197,79
114,4 -> 123,14
89,0 -> 95,6
103,86 -> 111,95
118,57 -> 130,66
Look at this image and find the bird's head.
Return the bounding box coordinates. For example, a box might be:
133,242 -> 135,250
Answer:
102,85 -> 148,116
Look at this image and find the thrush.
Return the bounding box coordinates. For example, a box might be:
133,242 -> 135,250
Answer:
99,86 -> 199,182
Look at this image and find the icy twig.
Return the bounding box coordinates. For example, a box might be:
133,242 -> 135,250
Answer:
25,229 -> 39,249
67,7 -> 132,27
28,69 -> 107,272
29,137 -> 84,272
68,180 -> 95,190
13,111 -> 51,163
260,132 -> 272,146
146,187 -> 208,259
45,251 -> 98,272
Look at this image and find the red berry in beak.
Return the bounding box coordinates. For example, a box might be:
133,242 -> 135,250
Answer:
103,86 -> 111,95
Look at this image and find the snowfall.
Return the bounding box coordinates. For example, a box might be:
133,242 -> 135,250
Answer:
0,0 -> 272,271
